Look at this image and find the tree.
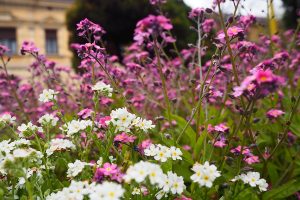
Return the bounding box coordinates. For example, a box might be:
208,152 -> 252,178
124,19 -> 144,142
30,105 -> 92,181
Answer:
66,0 -> 195,67
282,0 -> 300,29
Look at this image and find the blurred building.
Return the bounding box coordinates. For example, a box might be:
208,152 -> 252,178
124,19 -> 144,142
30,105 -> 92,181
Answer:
0,0 -> 73,77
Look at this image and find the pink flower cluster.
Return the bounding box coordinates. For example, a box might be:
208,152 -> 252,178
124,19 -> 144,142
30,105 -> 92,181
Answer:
233,68 -> 284,98
94,163 -> 124,183
134,15 -> 174,45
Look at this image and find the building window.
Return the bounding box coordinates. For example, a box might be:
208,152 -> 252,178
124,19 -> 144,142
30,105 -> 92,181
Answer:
45,29 -> 58,55
0,28 -> 17,55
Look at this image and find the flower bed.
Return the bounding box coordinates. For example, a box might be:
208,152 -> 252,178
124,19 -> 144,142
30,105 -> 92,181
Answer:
0,0 -> 300,199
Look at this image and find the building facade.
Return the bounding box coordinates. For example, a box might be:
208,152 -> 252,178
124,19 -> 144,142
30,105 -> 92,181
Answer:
0,0 -> 73,77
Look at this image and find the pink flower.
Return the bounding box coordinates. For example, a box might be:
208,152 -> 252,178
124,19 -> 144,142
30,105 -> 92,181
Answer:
149,0 -> 166,5
214,123 -> 229,133
20,41 -> 39,55
134,15 -> 174,45
216,26 -> 244,41
202,19 -> 215,33
244,155 -> 260,164
174,196 -> 192,200
114,132 -> 136,143
98,116 -> 111,128
214,136 -> 227,148
99,163 -> 118,176
182,145 -> 191,151
0,45 -> 9,56
266,109 -> 285,119
230,146 -> 250,155
139,139 -> 152,153
189,8 -> 205,19
77,18 -> 106,41
78,108 -> 93,119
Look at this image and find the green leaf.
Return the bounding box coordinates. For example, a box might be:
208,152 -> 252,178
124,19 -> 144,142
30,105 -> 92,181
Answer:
194,131 -> 206,159
234,188 -> 259,200
262,179 -> 300,200
169,113 -> 196,147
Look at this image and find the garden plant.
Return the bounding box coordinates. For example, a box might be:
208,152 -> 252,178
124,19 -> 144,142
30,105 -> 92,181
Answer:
0,0 -> 300,199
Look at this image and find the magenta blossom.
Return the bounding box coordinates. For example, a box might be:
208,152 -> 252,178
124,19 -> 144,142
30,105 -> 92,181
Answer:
266,109 -> 285,119
20,41 -> 39,55
214,123 -> 229,133
98,163 -> 118,176
77,18 -> 106,41
134,15 -> 174,45
233,68 -> 284,98
0,45 -> 9,56
216,26 -> 244,41
149,0 -> 166,5
244,155 -> 260,164
78,108 -> 93,119
114,132 -> 136,143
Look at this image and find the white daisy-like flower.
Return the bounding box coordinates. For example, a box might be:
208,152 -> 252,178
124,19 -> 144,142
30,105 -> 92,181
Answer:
190,161 -> 221,188
46,138 -> 75,156
17,122 -> 42,137
0,113 -> 16,124
38,114 -> 59,126
144,144 -> 182,162
124,161 -> 163,185
159,171 -> 186,195
67,160 -> 89,178
234,171 -> 268,192
64,119 -> 92,137
39,89 -> 58,103
89,181 -> 124,200
92,81 -> 113,97
169,146 -> 183,160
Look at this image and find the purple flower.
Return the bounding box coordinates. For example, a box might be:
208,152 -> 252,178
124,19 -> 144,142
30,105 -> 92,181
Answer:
0,45 -> 9,56
134,15 -> 174,45
78,108 -> 94,119
77,18 -> 106,41
20,41 -> 39,55
266,109 -> 284,119
149,0 -> 166,5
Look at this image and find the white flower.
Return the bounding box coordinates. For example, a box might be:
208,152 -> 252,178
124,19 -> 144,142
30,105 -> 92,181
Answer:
144,144 -> 181,162
38,114 -> 59,126
64,119 -> 92,137
0,113 -> 16,124
17,122 -> 41,137
154,145 -> 171,162
133,117 -> 155,132
156,190 -> 167,200
92,81 -> 113,97
67,160 -> 89,178
159,171 -> 185,195
11,139 -> 31,147
243,172 -> 261,187
169,146 -> 182,160
46,181 -> 91,200
257,179 -> 268,192
124,161 -> 163,185
191,161 -> 221,188
108,107 -> 136,133
108,107 -> 155,133
89,181 -> 124,200
96,157 -> 103,167
39,89 -> 58,103
0,139 -> 14,157
46,138 -> 75,156
13,148 -> 37,158
144,144 -> 158,157
235,171 -> 268,192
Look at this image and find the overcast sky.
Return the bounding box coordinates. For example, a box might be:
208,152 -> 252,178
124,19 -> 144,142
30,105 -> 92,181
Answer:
183,0 -> 285,19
